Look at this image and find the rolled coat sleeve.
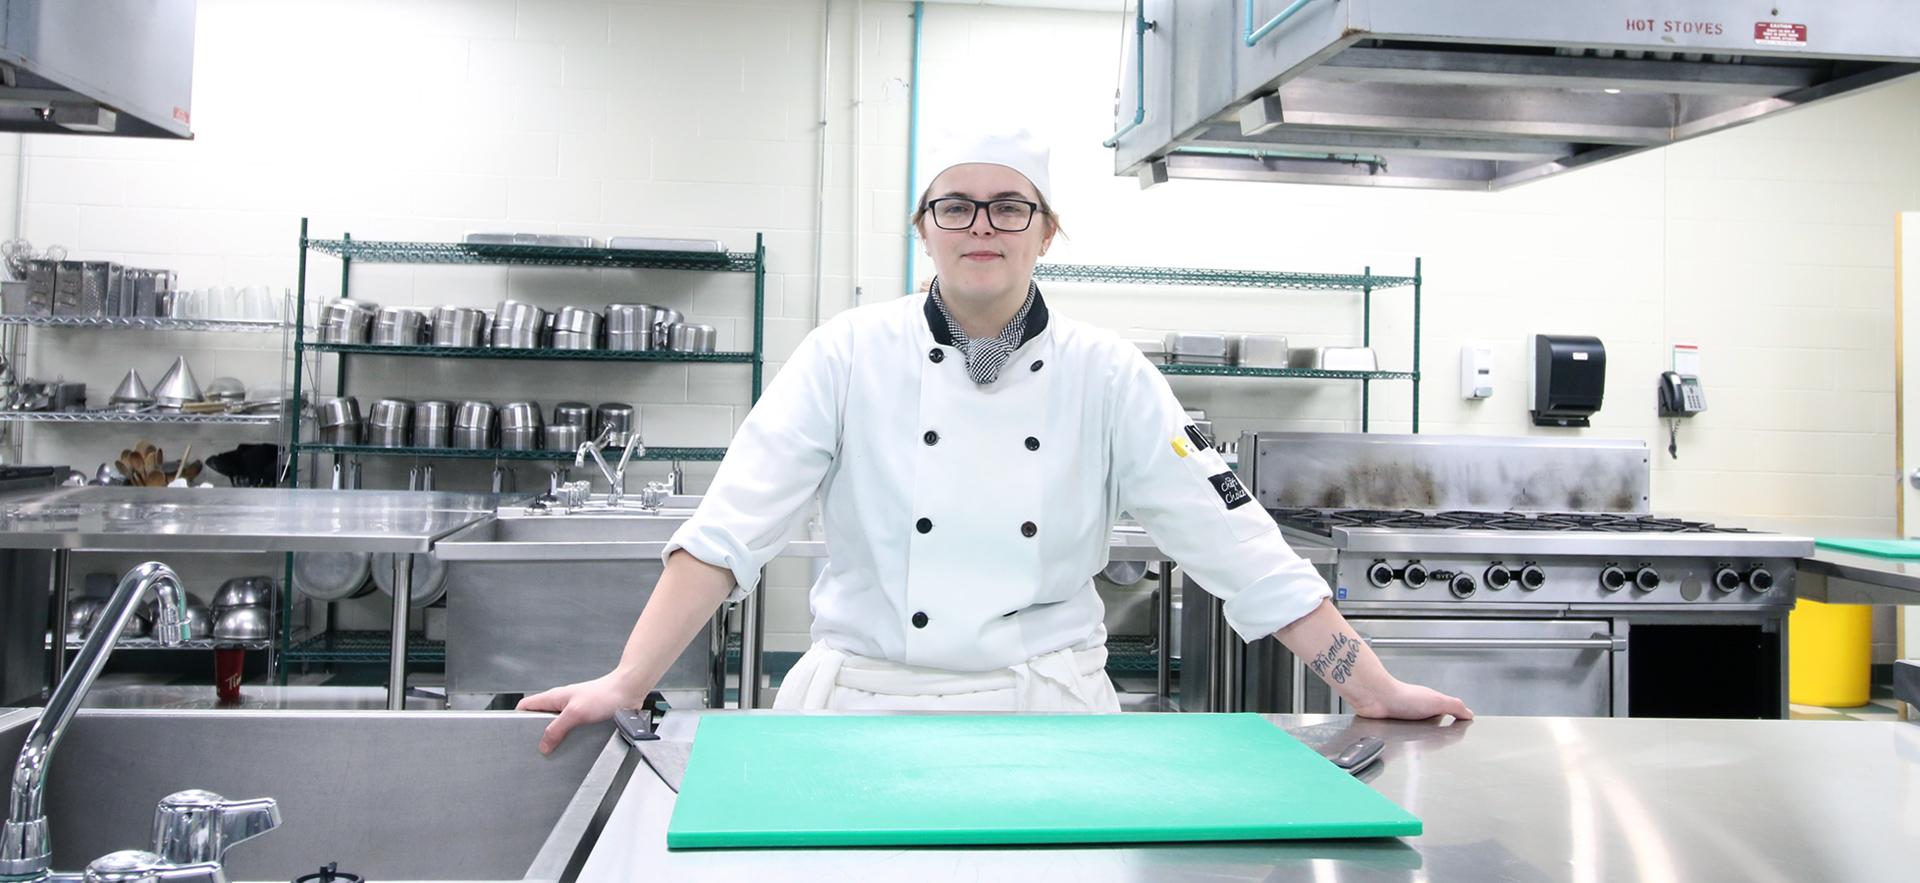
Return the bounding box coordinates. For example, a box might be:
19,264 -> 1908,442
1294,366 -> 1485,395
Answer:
662,322 -> 844,599
1110,349 -> 1330,641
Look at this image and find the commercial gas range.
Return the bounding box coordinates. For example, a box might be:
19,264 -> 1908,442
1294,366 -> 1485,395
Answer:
1180,433 -> 1814,719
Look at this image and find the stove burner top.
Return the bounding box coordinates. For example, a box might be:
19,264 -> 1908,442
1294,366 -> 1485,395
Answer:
1268,507 -> 1752,537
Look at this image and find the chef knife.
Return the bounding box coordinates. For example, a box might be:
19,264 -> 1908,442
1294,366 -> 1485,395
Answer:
614,706 -> 690,793
1325,735 -> 1385,776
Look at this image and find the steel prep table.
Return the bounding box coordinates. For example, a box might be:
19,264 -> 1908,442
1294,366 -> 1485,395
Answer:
0,487 -> 498,709
577,711 -> 1920,882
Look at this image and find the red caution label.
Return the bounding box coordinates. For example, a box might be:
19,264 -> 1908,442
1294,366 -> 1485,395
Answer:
1753,21 -> 1807,47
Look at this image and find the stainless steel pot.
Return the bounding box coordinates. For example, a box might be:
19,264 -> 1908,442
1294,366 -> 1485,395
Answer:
666,322 -> 717,353
317,397 -> 363,445
556,306 -> 602,338
492,300 -> 547,349
372,307 -> 426,346
544,423 -> 583,451
498,401 -> 544,451
319,300 -> 376,344
212,605 -> 272,642
552,401 -> 593,427
605,304 -> 663,351
653,308 -> 684,348
451,400 -> 495,449
413,400 -> 453,449
371,552 -> 449,608
367,398 -> 414,448
551,330 -> 595,351
430,306 -> 487,347
594,402 -> 635,446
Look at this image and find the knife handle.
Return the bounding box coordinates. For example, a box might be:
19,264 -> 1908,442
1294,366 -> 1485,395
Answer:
1329,735 -> 1385,774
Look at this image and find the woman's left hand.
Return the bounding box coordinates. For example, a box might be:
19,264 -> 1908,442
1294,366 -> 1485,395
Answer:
1349,680 -> 1474,722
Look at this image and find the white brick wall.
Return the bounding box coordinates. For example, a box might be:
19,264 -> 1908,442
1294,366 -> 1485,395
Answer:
5,1 -> 1915,657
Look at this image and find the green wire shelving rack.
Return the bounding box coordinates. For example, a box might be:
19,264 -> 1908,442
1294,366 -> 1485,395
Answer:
1033,259 -> 1422,433
279,218 -> 769,676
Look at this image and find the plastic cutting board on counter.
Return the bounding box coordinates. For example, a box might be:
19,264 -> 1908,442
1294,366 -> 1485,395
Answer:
666,713 -> 1421,849
1814,538 -> 1920,559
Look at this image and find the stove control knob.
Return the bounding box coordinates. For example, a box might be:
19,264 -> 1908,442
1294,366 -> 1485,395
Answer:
1449,574 -> 1477,598
1633,567 -> 1661,592
1402,562 -> 1429,589
1483,564 -> 1512,591
1599,566 -> 1628,592
1519,564 -> 1547,591
1367,560 -> 1395,589
1713,568 -> 1743,593
1746,567 -> 1776,593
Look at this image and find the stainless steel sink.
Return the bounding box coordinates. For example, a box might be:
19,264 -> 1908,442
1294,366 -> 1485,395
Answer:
0,708 -> 631,882
432,512 -> 696,561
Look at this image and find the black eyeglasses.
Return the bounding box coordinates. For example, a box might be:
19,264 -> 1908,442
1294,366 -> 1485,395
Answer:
924,197 -> 1042,232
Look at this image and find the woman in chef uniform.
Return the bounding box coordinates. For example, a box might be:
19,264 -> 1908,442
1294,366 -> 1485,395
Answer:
521,130 -> 1472,752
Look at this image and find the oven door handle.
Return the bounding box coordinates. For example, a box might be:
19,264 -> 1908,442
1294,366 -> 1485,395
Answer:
1360,635 -> 1626,652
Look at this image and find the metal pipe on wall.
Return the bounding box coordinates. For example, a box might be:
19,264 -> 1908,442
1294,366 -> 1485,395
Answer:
811,0 -> 832,327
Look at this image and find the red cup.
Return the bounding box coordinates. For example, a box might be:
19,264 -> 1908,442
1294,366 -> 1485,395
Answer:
215,646 -> 245,701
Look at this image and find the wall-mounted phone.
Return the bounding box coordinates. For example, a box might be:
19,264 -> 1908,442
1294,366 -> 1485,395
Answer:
1658,344 -> 1705,459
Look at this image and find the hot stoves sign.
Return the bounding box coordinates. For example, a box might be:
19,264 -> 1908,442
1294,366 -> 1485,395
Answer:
1620,16 -> 1809,48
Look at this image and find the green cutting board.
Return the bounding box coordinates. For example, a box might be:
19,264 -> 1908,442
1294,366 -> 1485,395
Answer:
666,713 -> 1421,849
1816,538 -> 1920,559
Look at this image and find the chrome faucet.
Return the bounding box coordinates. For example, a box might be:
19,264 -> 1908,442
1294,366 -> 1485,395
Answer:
1,562 -> 277,883
574,425 -> 647,508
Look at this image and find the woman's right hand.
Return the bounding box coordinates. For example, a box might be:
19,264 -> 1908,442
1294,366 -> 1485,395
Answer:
516,670 -> 646,755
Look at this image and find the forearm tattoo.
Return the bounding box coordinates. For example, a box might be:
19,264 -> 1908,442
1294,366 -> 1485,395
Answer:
1308,632 -> 1363,684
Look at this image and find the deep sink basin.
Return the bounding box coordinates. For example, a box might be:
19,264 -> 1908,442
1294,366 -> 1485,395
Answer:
431,511 -> 696,561
0,709 -> 630,882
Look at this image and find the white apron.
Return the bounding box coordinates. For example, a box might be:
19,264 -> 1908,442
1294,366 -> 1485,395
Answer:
773,630 -> 1121,713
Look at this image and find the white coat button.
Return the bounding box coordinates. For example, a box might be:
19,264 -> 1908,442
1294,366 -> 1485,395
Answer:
929,348 -> 945,363
911,611 -> 929,628
916,517 -> 933,534
1021,521 -> 1037,538
1024,436 -> 1039,451
924,430 -> 940,445
1030,359 -> 1044,372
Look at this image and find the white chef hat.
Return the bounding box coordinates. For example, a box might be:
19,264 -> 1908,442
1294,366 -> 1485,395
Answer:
917,126 -> 1054,209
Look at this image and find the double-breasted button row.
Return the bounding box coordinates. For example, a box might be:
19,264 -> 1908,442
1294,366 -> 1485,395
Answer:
910,518 -> 1038,538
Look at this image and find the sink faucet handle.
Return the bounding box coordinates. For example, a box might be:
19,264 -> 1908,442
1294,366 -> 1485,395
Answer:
85,850 -> 227,883
151,791 -> 280,866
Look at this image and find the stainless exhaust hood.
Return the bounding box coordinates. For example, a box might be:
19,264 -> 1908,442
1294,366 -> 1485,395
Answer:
1111,0 -> 1920,190
0,0 -> 195,139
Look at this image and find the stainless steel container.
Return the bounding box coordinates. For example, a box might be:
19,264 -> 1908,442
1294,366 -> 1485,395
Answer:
371,307 -> 426,346
491,300 -> 547,349
408,400 -> 451,450
666,322 -> 717,353
1234,333 -> 1290,368
553,306 -> 602,350
451,400 -> 495,450
552,401 -> 593,428
1166,331 -> 1231,365
594,402 -> 635,446
367,398 -> 414,448
1288,346 -> 1378,372
544,423 -> 583,452
320,300 -> 377,344
498,401 -> 544,451
653,308 -> 684,348
605,303 -> 665,351
318,397 -> 363,445
431,306 -> 486,347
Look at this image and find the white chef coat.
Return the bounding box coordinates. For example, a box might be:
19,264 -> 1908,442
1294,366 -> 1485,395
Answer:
662,288 -> 1330,676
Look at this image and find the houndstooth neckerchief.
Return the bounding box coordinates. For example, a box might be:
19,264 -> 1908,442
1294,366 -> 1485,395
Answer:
928,277 -> 1038,385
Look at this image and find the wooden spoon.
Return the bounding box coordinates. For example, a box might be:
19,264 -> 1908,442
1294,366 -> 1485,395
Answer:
172,444 -> 192,483
178,460 -> 202,484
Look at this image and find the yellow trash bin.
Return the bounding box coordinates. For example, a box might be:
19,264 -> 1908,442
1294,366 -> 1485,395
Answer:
1789,598 -> 1873,708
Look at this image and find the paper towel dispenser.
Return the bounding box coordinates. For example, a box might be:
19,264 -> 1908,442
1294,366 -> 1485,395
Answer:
1529,334 -> 1605,428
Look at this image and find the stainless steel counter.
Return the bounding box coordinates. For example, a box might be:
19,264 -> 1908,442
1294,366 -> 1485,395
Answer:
579,712 -> 1920,882
0,486 -> 499,553
1799,549 -> 1920,605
